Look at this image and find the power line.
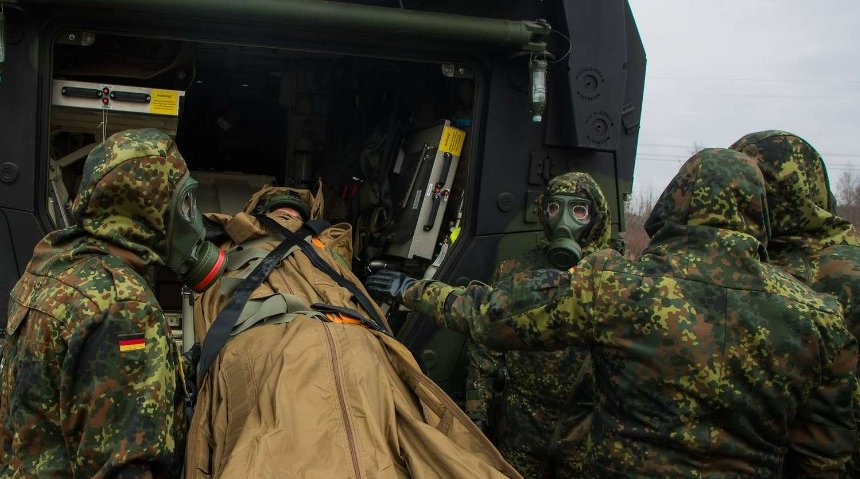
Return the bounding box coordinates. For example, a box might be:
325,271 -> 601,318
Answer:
648,92 -> 860,100
640,143 -> 860,158
637,153 -> 685,158
826,162 -> 860,168
635,157 -> 860,172
636,158 -> 683,164
650,76 -> 860,85
639,142 -> 692,149
636,152 -> 685,158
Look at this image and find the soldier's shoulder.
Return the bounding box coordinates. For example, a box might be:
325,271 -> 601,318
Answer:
761,262 -> 842,316
48,254 -> 156,313
580,248 -> 636,275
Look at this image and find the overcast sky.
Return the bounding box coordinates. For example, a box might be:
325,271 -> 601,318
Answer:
627,0 -> 860,201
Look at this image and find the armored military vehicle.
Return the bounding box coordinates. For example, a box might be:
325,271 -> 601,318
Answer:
0,0 -> 644,399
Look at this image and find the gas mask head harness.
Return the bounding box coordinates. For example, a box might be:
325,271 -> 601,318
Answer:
542,193 -> 593,269
165,173 -> 226,292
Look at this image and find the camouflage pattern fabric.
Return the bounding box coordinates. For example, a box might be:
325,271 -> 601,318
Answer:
404,148 -> 858,478
466,172 -> 609,478
729,131 -> 860,333
0,129 -> 187,478
731,130 -> 860,477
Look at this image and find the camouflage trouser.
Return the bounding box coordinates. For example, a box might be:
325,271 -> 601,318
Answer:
494,392 -> 592,479
846,378 -> 860,478
498,441 -> 585,479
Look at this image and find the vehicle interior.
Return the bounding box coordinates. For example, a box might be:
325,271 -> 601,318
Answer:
1,0 -> 645,400
48,33 -> 478,327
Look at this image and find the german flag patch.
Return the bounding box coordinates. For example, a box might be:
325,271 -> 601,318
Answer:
118,333 -> 145,352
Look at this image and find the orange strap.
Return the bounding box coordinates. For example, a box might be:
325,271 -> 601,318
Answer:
324,312 -> 364,326
311,237 -> 363,327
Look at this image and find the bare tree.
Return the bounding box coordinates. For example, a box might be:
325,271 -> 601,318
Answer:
690,141 -> 705,156
622,184 -> 657,260
836,171 -> 860,229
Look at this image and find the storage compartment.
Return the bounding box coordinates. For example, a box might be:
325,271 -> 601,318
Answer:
48,33 -> 476,320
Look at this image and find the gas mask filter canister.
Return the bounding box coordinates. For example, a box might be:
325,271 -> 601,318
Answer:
165,175 -> 226,292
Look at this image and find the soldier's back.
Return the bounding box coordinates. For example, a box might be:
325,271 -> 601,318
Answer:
1,238 -> 174,477
580,245 -> 854,477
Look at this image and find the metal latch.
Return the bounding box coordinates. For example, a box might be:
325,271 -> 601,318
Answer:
61,86 -> 104,99
110,90 -> 152,103
423,152 -> 453,231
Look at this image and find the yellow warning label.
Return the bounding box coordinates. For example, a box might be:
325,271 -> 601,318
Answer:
149,89 -> 180,116
439,126 -> 466,156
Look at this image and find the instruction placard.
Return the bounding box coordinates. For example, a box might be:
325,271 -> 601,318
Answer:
149,89 -> 180,116
439,126 -> 466,156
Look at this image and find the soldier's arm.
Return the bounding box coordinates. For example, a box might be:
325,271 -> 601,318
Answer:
403,257 -> 599,350
463,257 -> 519,426
1,307 -> 68,476
786,311 -> 857,478
465,340 -> 503,427
67,301 -> 183,478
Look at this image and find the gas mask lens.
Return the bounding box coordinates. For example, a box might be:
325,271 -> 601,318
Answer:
571,203 -> 590,223
546,197 -> 591,223
180,187 -> 196,220
546,201 -> 561,220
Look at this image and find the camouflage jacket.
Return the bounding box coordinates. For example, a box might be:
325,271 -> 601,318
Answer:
404,149 -> 858,478
466,245 -> 553,427
732,131 -> 860,477
466,171 -> 610,477
467,245 -> 595,478
0,129 -> 187,478
731,131 -> 860,339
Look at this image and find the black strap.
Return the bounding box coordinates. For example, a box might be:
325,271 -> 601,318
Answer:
256,215 -> 391,336
302,219 -> 331,236
202,216 -> 230,243
196,236 -> 298,386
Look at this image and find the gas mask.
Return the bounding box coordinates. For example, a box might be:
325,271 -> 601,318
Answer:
165,174 -> 226,292
543,194 -> 592,269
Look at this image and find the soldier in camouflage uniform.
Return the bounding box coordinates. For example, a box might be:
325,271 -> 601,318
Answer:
466,172 -> 610,478
730,130 -> 860,476
0,129 -> 225,478
369,148 -> 858,477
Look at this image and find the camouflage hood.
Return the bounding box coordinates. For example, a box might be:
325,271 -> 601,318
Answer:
644,148 -> 769,259
730,130 -> 859,252
536,172 -> 612,255
48,128 -> 188,266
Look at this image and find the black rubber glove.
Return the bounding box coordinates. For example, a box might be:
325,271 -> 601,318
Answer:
365,270 -> 417,303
